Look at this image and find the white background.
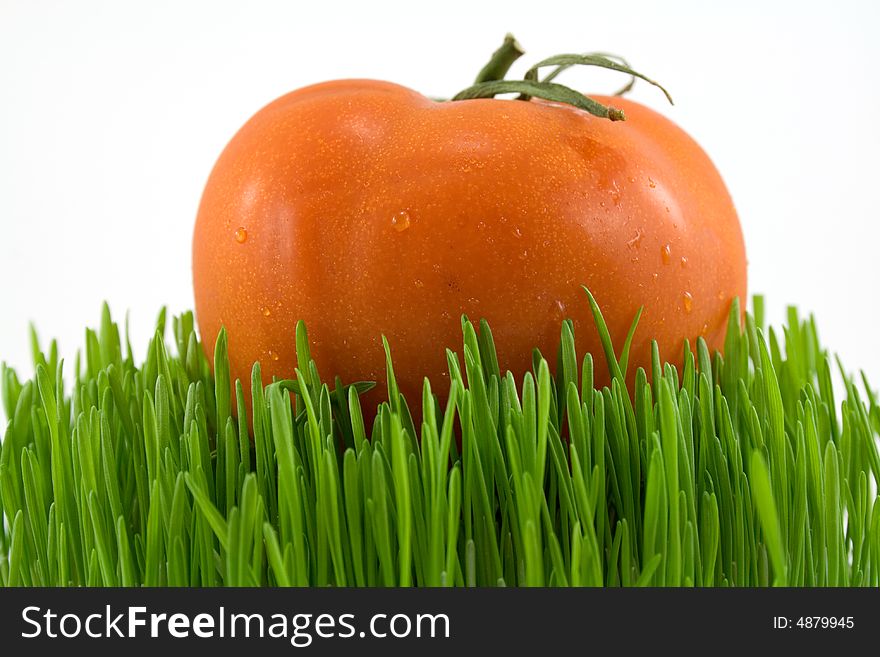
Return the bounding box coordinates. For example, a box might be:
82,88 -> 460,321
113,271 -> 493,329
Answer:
1,0 -> 878,422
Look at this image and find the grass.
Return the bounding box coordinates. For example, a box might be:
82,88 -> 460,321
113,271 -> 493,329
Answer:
1,291 -> 879,587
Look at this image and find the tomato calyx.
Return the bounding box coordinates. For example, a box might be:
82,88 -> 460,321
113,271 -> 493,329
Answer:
451,34 -> 673,121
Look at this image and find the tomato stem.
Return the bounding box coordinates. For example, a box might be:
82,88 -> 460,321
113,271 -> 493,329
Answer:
474,33 -> 524,84
542,51 -> 636,96
453,34 -> 672,122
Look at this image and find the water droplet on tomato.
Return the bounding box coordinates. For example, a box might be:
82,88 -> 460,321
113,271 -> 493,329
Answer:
648,177 -> 657,189
717,290 -> 724,301
261,307 -> 271,317
553,299 -> 566,320
680,256 -> 689,268
268,350 -> 279,362
683,292 -> 693,313
661,244 -> 672,264
701,322 -> 709,335
234,227 -> 248,243
391,211 -> 411,232
610,179 -> 621,205
519,249 -> 529,260
414,279 -> 424,288
627,229 -> 643,249
513,226 -> 522,238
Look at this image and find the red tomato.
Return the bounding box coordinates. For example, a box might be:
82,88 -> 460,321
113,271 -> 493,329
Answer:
192,79 -> 746,419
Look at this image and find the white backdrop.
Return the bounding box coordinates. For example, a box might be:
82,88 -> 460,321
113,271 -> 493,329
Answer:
1,0 -> 878,422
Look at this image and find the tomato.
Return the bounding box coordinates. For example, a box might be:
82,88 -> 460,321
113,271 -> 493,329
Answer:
192,79 -> 746,418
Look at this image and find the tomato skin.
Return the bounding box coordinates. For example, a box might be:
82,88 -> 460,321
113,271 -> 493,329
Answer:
193,80 -> 746,415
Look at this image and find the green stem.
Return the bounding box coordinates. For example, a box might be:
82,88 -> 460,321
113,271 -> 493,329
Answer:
543,51 -> 636,97
474,33 -> 524,83
453,80 -> 627,121
453,34 -> 671,122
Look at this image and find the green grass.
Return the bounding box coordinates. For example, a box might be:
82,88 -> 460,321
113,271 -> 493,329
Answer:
1,291 -> 879,587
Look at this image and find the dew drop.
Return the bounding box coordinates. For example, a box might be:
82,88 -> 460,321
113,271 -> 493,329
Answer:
261,307 -> 271,317
234,227 -> 248,243
414,279 -> 424,288
513,226 -> 523,238
648,177 -> 657,189
680,256 -> 689,268
652,272 -> 659,281
701,322 -> 709,335
391,210 -> 411,232
717,290 -> 724,301
551,299 -> 567,322
268,350 -> 279,362
628,176 -> 636,183
661,243 -> 672,264
627,229 -> 643,249
683,292 -> 693,313
519,249 -> 529,260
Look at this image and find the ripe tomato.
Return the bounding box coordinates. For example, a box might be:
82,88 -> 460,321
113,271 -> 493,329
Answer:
192,79 -> 746,418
